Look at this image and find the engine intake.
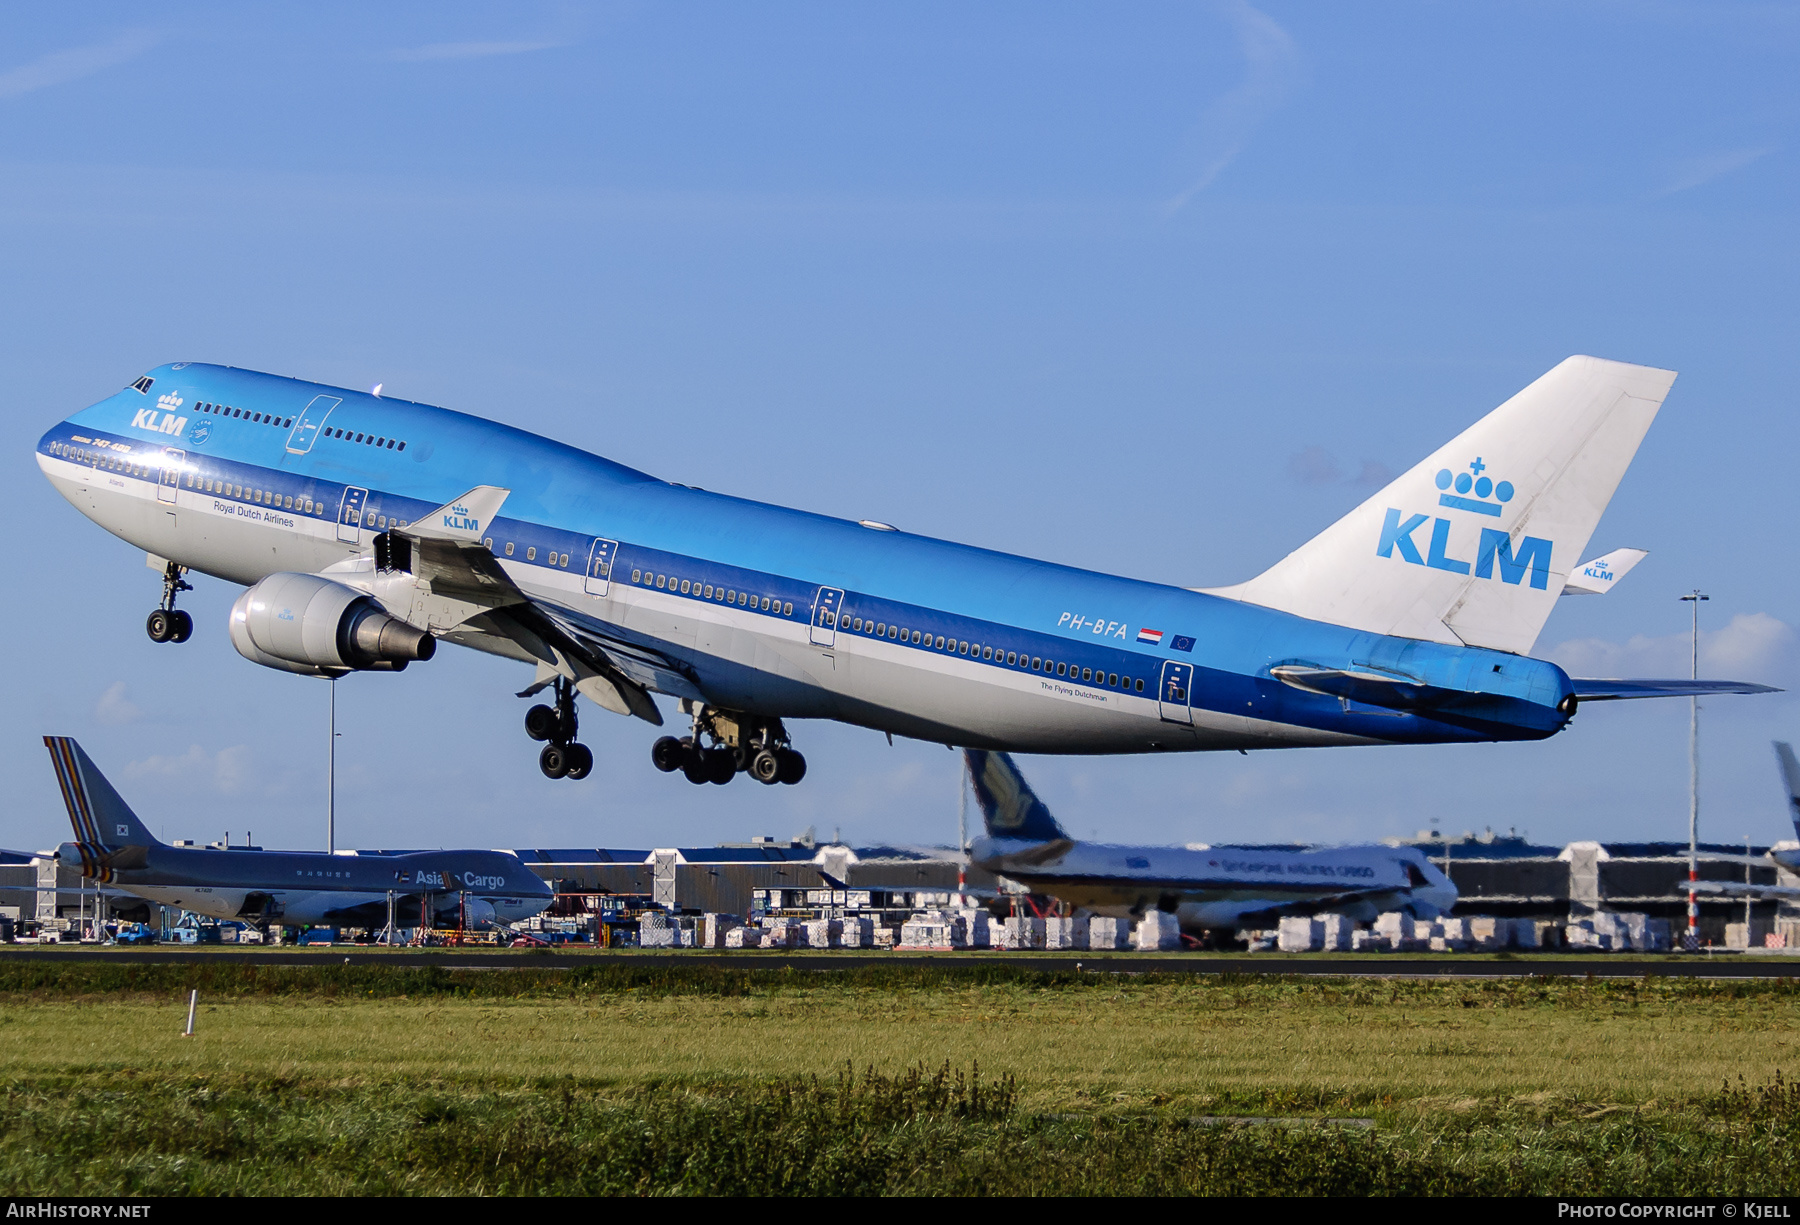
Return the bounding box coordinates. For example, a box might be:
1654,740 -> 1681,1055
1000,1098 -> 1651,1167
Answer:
230,572 -> 435,678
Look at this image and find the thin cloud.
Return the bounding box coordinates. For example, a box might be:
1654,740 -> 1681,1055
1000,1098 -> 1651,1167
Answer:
123,744 -> 254,796
390,39 -> 566,63
1166,1 -> 1299,213
1653,146 -> 1775,197
94,681 -> 142,727
1546,612 -> 1796,686
1285,445 -> 1393,489
0,30 -> 159,100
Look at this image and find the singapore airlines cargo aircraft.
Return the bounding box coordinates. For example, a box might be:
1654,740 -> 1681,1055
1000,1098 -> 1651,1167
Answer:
46,737 -> 553,930
966,748 -> 1456,931
36,356 -> 1774,784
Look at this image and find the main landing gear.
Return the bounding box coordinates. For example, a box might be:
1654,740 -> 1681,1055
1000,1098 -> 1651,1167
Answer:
145,560 -> 193,644
525,677 -> 593,780
651,704 -> 805,787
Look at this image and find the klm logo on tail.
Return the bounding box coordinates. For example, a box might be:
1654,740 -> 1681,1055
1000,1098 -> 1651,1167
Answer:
1376,458 -> 1552,589
131,393 -> 188,438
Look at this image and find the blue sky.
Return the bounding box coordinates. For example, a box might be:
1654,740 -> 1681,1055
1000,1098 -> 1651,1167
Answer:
3,2 -> 1798,855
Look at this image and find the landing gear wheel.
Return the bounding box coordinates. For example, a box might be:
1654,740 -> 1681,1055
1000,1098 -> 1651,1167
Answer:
168,610 -> 193,643
705,748 -> 737,785
563,743 -> 594,780
146,610 -> 173,643
776,749 -> 807,785
750,749 -> 782,784
681,753 -> 711,785
539,743 -> 570,779
651,736 -> 687,773
524,704 -> 560,742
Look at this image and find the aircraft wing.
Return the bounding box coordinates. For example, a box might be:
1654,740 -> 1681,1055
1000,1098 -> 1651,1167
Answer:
384,488 -> 664,725
1688,880 -> 1800,901
1569,679 -> 1782,701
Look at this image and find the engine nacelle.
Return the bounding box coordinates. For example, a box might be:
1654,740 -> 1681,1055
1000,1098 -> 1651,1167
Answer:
229,572 -> 436,678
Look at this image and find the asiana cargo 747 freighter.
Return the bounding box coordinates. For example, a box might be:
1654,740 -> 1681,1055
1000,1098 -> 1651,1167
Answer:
35,355 -> 1774,784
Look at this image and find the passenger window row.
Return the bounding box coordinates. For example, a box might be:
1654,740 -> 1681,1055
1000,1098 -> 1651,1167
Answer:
197,402 -> 293,430
187,474 -> 328,515
834,612 -> 1147,692
322,425 -> 405,451
629,569 -> 793,616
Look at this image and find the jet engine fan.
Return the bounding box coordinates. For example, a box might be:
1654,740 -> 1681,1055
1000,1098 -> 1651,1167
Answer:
229,572 -> 435,678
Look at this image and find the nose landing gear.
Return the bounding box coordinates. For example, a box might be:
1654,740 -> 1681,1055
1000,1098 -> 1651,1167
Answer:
145,560 -> 193,644
652,704 -> 804,786
525,677 -> 593,780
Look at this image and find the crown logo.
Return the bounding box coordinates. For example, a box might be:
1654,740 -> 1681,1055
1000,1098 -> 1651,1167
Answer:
1434,458 -> 1514,518
155,392 -> 184,411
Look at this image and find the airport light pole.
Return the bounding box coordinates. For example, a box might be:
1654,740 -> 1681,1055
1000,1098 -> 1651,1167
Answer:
328,676 -> 336,856
1681,590 -> 1709,947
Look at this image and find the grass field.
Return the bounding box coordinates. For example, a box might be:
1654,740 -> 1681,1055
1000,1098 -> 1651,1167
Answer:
2,961 -> 1797,1194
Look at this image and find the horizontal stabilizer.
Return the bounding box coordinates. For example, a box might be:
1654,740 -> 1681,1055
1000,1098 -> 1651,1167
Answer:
1570,679 -> 1781,701
1561,547 -> 1648,596
1688,880 -> 1800,902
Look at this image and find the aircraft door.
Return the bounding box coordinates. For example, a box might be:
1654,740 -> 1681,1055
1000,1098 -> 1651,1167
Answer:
1158,660 -> 1194,725
809,587 -> 844,647
337,487 -> 368,544
286,396 -> 341,455
584,538 -> 618,596
158,449 -> 184,505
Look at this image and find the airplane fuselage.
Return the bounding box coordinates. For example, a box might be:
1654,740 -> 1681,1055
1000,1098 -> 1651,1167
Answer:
972,836 -> 1457,929
63,840 -> 553,929
37,364 -> 1578,754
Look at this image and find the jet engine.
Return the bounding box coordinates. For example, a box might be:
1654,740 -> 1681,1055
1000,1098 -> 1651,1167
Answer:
229,572 -> 436,678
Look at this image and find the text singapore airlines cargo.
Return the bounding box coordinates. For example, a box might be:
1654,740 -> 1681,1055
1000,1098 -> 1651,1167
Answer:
36,357 -> 1774,784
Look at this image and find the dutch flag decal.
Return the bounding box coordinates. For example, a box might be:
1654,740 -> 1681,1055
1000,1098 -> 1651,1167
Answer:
1136,628 -> 1164,645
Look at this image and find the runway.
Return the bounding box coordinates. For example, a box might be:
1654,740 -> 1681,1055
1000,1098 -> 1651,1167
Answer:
4,947 -> 1798,978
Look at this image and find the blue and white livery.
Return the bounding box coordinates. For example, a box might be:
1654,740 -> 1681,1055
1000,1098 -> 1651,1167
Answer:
966,748 -> 1457,931
36,356 -> 1774,784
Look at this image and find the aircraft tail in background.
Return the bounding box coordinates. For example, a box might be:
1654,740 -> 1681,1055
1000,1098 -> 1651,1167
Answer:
965,750 -> 1068,843
1774,742 -> 1800,841
45,736 -> 161,850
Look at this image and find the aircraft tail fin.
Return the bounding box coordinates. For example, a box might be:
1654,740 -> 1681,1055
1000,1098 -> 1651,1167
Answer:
964,750 -> 1067,842
44,737 -> 160,849
1774,741 -> 1800,840
1205,356 -> 1676,655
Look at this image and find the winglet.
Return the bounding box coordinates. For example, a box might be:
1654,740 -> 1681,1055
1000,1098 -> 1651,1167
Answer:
1562,547 -> 1649,596
405,486 -> 511,542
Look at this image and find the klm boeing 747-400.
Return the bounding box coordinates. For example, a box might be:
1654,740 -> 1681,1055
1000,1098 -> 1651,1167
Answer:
36,356 -> 1775,784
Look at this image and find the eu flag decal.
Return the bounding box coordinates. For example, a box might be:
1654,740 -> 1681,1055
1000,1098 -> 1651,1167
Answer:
1170,635 -> 1195,652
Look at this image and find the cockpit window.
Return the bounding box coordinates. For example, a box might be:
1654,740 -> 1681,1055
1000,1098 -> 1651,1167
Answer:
130,376 -> 154,394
